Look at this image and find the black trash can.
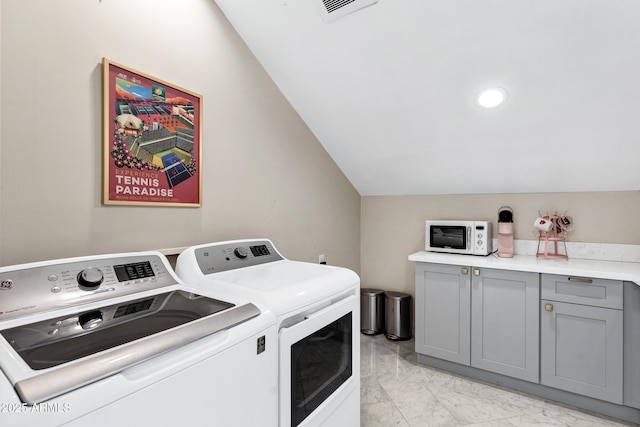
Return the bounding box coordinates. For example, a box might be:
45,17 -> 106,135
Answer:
360,288 -> 385,335
384,291 -> 411,340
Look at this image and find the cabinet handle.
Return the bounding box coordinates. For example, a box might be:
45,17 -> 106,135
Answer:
545,303 -> 553,312
473,269 -> 480,276
461,268 -> 468,275
568,277 -> 593,284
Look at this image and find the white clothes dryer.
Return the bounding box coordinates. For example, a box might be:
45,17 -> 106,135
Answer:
0,251 -> 277,427
175,239 -> 360,427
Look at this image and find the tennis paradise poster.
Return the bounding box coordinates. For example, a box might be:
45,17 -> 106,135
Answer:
102,58 -> 202,207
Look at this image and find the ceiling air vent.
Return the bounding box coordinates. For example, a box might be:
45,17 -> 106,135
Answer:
316,0 -> 378,23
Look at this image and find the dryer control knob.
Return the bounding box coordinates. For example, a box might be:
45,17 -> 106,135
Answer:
77,267 -> 104,289
79,311 -> 103,330
234,248 -> 248,259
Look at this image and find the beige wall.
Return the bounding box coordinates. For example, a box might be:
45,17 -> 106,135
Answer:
2,1 -> 638,295
361,191 -> 640,296
0,0 -> 361,272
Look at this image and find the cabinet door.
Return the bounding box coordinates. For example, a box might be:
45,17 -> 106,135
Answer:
541,300 -> 623,404
415,263 -> 470,365
471,268 -> 539,382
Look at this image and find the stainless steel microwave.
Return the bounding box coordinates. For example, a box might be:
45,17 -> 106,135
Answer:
425,220 -> 492,256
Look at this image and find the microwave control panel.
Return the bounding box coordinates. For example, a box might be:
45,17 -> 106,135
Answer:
474,223 -> 492,254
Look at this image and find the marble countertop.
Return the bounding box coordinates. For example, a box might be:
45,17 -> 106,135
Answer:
408,251 -> 640,284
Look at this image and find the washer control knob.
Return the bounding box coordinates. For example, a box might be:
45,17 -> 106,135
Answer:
79,311 -> 103,330
77,267 -> 104,289
234,248 -> 248,259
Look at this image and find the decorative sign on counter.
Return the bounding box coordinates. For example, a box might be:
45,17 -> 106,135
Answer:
102,58 -> 202,207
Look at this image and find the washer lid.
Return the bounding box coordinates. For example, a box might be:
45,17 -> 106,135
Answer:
2,290 -> 236,370
187,260 -> 359,316
0,290 -> 261,404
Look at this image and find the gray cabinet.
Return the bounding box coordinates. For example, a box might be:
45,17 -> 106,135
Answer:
541,274 -> 623,404
415,263 -> 470,365
471,268 -> 539,382
624,281 -> 640,409
415,263 -> 539,382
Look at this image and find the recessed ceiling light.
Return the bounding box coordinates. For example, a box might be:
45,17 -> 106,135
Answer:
476,87 -> 509,108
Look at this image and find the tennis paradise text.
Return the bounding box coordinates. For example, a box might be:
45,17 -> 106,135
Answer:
1,402 -> 71,413
114,171 -> 174,198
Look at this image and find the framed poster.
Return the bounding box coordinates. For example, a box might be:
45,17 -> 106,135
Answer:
102,58 -> 202,207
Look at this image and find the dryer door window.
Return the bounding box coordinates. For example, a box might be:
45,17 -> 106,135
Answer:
290,312 -> 352,426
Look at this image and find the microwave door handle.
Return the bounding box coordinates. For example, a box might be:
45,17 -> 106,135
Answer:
467,226 -> 471,250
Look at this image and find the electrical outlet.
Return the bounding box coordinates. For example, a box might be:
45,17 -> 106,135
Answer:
318,254 -> 325,264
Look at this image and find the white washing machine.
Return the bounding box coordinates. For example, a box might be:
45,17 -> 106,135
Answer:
175,239 -> 360,427
0,251 -> 277,427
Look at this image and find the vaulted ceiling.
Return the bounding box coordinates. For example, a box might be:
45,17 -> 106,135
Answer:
214,0 -> 640,195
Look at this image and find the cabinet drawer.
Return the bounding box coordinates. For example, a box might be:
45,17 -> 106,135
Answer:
541,274 -> 622,309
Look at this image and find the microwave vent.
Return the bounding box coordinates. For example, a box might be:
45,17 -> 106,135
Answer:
316,0 -> 378,23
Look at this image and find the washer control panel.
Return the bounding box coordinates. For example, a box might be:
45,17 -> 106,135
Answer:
194,239 -> 284,275
0,254 -> 176,321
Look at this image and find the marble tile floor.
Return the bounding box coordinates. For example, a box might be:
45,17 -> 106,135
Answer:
360,333 -> 638,427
